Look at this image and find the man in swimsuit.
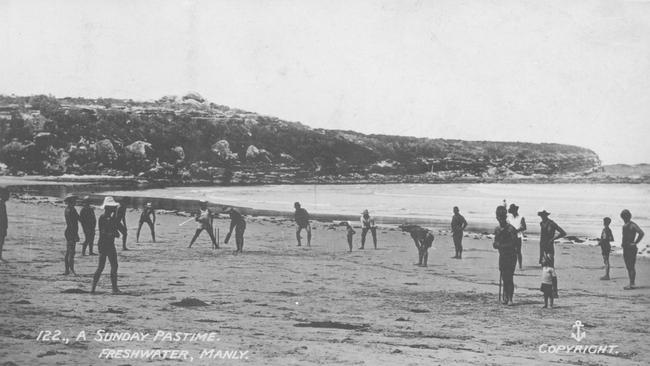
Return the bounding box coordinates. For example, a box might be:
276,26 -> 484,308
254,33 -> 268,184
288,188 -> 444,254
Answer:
91,196 -> 121,294
493,205 -> 518,305
360,209 -> 377,249
400,224 -> 434,267
79,196 -> 97,255
0,187 -> 9,261
63,195 -> 80,275
116,197 -> 129,250
294,202 -> 311,247
598,217 -> 614,280
507,204 -> 527,270
620,209 -> 644,290
537,208 -> 566,265
451,206 -> 468,259
188,200 -> 218,249
224,207 -> 246,253
136,202 -> 156,243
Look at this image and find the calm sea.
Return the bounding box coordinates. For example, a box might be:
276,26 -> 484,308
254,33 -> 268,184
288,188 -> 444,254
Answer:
104,183 -> 650,238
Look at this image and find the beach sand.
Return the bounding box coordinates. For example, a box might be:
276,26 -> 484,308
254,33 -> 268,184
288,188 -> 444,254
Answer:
0,199 -> 648,365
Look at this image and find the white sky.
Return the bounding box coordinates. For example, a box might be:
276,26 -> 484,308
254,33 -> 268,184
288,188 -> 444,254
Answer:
2,0 -> 650,164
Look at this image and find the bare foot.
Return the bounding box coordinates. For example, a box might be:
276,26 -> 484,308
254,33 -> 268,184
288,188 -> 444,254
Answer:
624,285 -> 636,290
542,305 -> 548,308
600,275 -> 610,280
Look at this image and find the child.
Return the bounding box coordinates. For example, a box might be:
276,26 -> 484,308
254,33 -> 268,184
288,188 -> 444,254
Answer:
340,221 -> 355,252
540,254 -> 557,308
598,217 -> 614,280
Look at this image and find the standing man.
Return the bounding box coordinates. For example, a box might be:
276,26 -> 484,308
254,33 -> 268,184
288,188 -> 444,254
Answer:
91,196 -> 121,294
79,196 -> 97,256
294,202 -> 311,247
188,200 -> 218,249
620,209 -> 644,290
451,206 -> 468,259
116,198 -> 129,251
493,205 -> 518,306
507,204 -> 527,270
537,208 -> 566,265
0,187 -> 8,261
400,224 -> 434,267
360,209 -> 377,249
63,195 -> 80,276
224,207 -> 246,253
136,202 -> 156,243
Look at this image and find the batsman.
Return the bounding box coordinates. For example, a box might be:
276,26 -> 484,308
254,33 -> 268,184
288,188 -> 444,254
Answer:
224,207 -> 246,253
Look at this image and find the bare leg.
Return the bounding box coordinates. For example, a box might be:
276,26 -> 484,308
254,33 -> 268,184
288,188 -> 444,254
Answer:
188,229 -> 202,248
601,255 -> 610,280
295,227 -> 302,246
0,236 -> 4,260
306,226 -> 312,246
371,227 -> 377,249
148,221 -> 155,242
91,253 -> 108,293
136,221 -> 144,242
108,250 -> 119,294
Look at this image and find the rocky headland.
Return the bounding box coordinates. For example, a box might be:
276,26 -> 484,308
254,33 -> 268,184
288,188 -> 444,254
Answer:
0,93 -> 628,185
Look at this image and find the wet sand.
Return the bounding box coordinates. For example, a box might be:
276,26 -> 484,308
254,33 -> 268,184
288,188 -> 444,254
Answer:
0,199 -> 648,365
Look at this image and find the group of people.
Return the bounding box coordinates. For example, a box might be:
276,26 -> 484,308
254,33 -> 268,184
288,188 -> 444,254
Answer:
0,187 -> 645,304
492,202 -> 645,308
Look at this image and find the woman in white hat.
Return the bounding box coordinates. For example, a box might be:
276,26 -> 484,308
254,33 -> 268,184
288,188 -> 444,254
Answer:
63,195 -> 80,275
136,202 -> 156,243
91,196 -> 121,294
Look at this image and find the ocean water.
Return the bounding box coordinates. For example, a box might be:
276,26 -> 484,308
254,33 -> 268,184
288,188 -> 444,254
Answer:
106,183 -> 650,239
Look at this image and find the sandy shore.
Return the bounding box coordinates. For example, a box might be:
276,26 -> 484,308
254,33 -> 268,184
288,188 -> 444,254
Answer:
0,199 -> 648,365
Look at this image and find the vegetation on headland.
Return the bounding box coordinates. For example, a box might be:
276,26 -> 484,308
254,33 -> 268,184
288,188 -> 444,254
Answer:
0,93 -> 627,185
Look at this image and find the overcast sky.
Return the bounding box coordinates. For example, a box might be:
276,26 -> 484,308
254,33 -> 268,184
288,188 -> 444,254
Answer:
2,0 -> 650,164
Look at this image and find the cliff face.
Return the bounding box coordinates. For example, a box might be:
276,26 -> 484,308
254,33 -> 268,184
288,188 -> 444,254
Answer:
0,94 -> 601,183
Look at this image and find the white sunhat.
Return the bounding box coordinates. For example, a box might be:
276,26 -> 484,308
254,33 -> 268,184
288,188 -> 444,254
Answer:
101,196 -> 119,209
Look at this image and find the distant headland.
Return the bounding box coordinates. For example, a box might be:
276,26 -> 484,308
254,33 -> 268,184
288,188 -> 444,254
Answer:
0,93 -> 644,185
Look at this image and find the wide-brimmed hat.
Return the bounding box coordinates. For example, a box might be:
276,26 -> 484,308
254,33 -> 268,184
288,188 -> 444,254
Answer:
101,196 -> 119,209
537,208 -> 551,216
509,203 -> 519,211
146,202 -> 152,207
63,194 -> 78,203
362,209 -> 369,215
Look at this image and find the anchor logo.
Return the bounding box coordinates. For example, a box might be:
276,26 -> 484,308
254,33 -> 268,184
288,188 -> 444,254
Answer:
571,320 -> 586,342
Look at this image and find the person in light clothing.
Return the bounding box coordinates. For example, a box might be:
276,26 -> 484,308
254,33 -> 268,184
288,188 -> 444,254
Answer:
188,201 -> 217,249
540,253 -> 557,309
507,204 -> 526,270
360,209 -> 377,249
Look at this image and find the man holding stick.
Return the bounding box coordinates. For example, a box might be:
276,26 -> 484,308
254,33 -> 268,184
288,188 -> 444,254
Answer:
493,205 -> 518,305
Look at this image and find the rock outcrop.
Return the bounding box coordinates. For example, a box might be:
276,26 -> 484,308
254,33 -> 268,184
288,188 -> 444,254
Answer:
0,94 -> 603,182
